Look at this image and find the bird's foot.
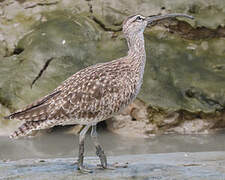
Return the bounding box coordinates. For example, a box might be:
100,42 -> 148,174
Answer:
72,161 -> 93,173
77,164 -> 93,173
96,164 -> 115,170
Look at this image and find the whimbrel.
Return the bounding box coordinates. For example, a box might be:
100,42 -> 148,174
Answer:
5,13 -> 193,172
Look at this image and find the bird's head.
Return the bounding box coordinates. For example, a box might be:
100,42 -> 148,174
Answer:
122,13 -> 194,36
122,14 -> 147,35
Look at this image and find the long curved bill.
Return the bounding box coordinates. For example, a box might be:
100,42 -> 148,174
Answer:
146,13 -> 194,25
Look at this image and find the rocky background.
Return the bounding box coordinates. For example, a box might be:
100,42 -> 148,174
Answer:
0,0 -> 225,137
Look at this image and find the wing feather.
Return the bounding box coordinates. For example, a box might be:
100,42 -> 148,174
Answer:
5,90 -> 61,121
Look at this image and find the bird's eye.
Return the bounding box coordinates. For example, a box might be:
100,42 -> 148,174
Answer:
136,16 -> 143,21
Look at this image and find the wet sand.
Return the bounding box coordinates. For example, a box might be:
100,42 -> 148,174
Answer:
1,152 -> 225,180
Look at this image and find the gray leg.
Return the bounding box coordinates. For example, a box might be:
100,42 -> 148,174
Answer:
91,124 -> 107,168
77,125 -> 92,173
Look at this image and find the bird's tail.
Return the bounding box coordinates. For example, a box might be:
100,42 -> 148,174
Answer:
10,120 -> 45,139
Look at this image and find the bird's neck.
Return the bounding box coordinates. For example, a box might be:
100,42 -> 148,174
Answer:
126,32 -> 146,72
127,32 -> 146,56
124,31 -> 146,95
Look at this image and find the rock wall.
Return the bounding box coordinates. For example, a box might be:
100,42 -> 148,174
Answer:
0,0 -> 225,136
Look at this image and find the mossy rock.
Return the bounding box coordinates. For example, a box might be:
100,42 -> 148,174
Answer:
141,33 -> 225,112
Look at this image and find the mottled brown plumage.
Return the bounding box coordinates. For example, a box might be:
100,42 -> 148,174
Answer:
7,56 -> 145,138
5,13 -> 193,172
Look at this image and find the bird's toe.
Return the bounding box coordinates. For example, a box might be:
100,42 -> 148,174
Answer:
77,165 -> 93,173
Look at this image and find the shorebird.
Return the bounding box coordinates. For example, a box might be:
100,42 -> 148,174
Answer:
5,13 -> 193,172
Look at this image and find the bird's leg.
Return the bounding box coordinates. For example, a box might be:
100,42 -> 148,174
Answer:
91,124 -> 128,170
77,124 -> 92,173
91,124 -> 108,169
